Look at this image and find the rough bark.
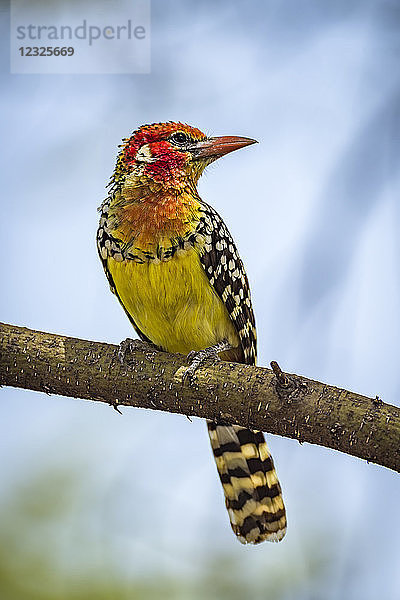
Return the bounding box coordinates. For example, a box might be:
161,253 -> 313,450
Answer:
0,322 -> 399,473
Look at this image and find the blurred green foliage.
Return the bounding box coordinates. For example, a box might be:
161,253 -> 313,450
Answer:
0,461 -> 328,600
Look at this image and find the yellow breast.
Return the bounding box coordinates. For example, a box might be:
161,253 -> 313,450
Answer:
107,248 -> 239,354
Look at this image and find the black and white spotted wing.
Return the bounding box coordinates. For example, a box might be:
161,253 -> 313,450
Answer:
198,203 -> 257,365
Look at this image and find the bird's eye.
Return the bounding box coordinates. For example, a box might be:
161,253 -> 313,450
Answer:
170,131 -> 190,145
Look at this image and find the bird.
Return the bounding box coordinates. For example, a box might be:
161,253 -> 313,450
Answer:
97,121 -> 287,544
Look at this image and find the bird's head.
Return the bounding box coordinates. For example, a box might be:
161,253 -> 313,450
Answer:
112,121 -> 257,191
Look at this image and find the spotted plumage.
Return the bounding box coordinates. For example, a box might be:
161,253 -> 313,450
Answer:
198,203 -> 257,365
97,121 -> 286,544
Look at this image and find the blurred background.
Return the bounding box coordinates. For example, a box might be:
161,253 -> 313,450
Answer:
1,0 -> 399,598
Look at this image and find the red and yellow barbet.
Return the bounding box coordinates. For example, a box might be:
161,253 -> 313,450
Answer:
97,122 -> 287,544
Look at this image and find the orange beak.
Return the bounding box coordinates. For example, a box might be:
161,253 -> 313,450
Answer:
192,135 -> 258,160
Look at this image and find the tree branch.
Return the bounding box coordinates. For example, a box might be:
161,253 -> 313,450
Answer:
0,322 -> 399,473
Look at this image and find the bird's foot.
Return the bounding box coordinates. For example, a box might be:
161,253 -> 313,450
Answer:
183,340 -> 232,382
118,338 -> 158,365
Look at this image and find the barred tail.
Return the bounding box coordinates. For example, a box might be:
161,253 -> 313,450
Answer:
207,422 -> 287,544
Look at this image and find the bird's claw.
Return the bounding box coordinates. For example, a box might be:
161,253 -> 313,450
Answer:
118,338 -> 157,365
182,340 -> 231,383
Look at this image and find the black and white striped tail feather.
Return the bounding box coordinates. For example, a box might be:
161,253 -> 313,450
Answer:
207,422 -> 286,544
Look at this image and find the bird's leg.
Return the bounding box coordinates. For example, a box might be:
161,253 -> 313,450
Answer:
183,339 -> 232,382
118,338 -> 158,365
